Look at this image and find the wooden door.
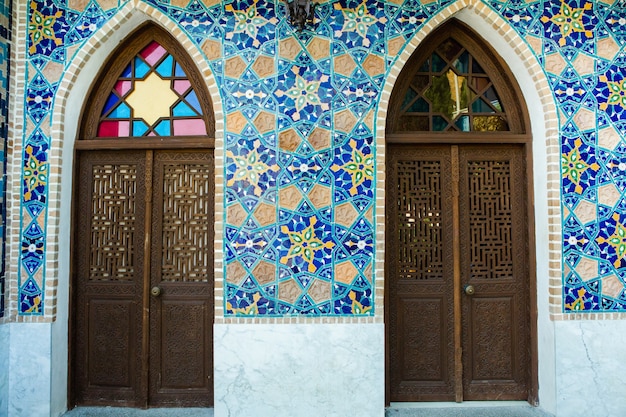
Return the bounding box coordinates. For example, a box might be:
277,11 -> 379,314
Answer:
387,144 -> 529,402
72,149 -> 214,407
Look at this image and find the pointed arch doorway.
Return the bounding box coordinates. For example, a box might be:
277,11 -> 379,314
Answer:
385,20 -> 537,403
70,25 -> 215,408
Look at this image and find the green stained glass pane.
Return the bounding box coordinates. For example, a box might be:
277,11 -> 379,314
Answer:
173,101 -> 197,117
472,59 -> 485,74
484,86 -> 502,111
411,74 -> 429,93
133,120 -> 149,136
432,116 -> 448,131
155,55 -> 174,77
473,116 -> 508,131
407,97 -> 429,112
439,38 -> 463,61
418,58 -> 430,72
154,120 -> 171,136
401,88 -> 417,110
472,98 -> 495,113
453,51 -> 469,73
109,102 -> 131,118
134,57 -> 151,79
424,73 -> 453,119
431,53 -> 447,72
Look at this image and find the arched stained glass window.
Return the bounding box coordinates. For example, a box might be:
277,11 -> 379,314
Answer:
98,41 -> 206,137
388,21 -> 526,134
80,25 -> 214,141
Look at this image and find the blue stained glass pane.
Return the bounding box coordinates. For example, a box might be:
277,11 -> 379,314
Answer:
154,120 -> 171,136
407,97 -> 429,112
156,55 -> 174,77
472,98 -> 495,113
102,93 -> 120,115
121,64 -> 132,77
433,115 -> 447,131
185,91 -> 202,113
133,120 -> 149,136
175,63 -> 186,77
455,115 -> 470,131
401,88 -> 417,110
173,101 -> 198,117
432,53 -> 446,72
109,102 -> 131,118
134,58 -> 151,79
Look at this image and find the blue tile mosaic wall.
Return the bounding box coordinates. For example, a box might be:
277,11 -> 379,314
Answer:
16,0 -> 626,316
0,0 -> 10,318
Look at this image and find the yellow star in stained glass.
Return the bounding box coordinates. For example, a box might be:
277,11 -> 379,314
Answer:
125,72 -> 178,126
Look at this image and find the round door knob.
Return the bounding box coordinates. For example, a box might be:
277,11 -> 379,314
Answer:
464,285 -> 475,296
151,286 -> 161,297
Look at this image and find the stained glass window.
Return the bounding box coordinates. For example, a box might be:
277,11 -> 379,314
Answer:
396,38 -> 509,132
97,41 -> 207,137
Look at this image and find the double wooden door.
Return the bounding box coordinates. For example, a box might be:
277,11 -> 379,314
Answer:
387,144 -> 530,402
72,149 -> 214,407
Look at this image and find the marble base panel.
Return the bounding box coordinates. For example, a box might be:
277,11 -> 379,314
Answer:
0,324 -> 8,417
555,320 -> 626,417
7,322 -> 52,417
214,323 -> 385,417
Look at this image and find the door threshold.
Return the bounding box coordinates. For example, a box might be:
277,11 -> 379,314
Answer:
389,401 -> 532,408
62,407 -> 214,417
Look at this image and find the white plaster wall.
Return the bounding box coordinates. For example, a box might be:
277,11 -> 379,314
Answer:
0,324 -> 8,417
555,321 -> 626,417
214,323 -> 385,417
7,323 -> 52,416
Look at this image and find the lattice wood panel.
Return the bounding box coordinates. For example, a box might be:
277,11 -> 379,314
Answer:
89,163 -> 138,281
157,157 -> 213,283
395,159 -> 444,280
465,160 -> 513,280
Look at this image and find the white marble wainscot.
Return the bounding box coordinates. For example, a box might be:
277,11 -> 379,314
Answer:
0,323 -> 8,417
555,320 -> 626,417
7,322 -> 52,417
214,323 -> 385,417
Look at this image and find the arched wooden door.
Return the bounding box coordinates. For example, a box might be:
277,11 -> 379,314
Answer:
70,25 -> 215,408
385,21 -> 536,403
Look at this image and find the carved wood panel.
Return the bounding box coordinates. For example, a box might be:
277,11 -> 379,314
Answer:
73,151 -> 146,406
387,145 -> 455,401
459,146 -> 529,400
387,144 -> 529,402
149,151 -> 214,406
72,149 -> 214,408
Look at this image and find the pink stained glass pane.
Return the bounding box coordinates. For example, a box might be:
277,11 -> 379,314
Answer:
173,79 -> 192,95
98,120 -> 130,137
140,41 -> 167,66
114,80 -> 132,97
173,119 -> 207,136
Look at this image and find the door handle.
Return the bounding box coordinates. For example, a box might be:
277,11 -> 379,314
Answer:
464,285 -> 475,296
151,286 -> 161,297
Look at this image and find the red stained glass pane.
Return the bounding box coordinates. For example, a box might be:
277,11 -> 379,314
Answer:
114,80 -> 132,97
140,41 -> 167,66
98,120 -> 130,137
173,119 -> 207,136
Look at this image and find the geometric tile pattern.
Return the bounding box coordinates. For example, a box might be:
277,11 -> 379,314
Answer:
0,0 -> 8,318
15,0 -> 626,315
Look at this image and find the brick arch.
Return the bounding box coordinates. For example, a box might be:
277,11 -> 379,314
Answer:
375,0 -> 561,317
46,2 -> 225,320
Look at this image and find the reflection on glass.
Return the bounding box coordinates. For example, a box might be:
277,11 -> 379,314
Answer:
397,37 -> 509,132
